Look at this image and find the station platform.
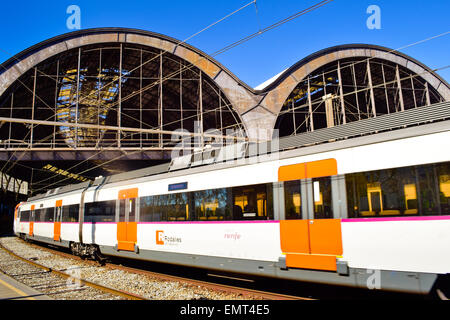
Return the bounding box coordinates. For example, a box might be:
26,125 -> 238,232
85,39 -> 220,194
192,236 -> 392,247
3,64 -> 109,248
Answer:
0,272 -> 52,300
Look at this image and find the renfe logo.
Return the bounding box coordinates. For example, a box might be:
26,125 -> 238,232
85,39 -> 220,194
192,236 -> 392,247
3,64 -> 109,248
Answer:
156,230 -> 164,245
224,232 -> 241,240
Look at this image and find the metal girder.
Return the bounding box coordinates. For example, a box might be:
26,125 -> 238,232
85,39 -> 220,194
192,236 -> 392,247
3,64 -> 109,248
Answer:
0,116 -> 248,142
0,149 -> 173,161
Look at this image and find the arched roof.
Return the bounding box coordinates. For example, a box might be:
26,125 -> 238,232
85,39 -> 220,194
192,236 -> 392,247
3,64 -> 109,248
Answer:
0,28 -> 258,131
256,44 -> 450,137
255,44 -> 450,94
0,30 -> 448,141
0,27 -> 250,90
0,28 -> 252,155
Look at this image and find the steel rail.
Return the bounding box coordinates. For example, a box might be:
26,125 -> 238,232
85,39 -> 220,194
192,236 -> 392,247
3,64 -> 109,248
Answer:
0,242 -> 147,300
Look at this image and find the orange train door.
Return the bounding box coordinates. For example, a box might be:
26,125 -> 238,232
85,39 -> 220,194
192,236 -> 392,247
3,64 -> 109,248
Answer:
29,205 -> 35,236
54,200 -> 62,241
279,159 -> 342,271
280,219 -> 342,271
117,188 -> 138,252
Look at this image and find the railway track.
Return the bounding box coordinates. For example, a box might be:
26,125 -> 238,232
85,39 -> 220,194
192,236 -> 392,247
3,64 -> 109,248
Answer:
0,241 -> 145,300
0,236 -> 309,300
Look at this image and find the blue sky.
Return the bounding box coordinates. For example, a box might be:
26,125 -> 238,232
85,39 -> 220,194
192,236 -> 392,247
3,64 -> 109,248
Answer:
0,0 -> 449,87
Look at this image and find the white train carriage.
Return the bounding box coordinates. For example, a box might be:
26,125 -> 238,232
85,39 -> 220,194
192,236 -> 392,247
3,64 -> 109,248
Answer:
13,119 -> 450,295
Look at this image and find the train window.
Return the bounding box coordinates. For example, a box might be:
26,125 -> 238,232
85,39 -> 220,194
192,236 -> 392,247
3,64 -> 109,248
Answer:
380,169 -> 413,215
167,193 -> 189,221
62,204 -> 79,222
284,180 -> 302,219
128,199 -> 136,222
155,195 -> 168,221
194,189 -> 231,221
34,208 -> 42,222
140,196 -> 155,222
119,199 -> 136,222
41,207 -> 54,222
438,163 -> 450,215
232,184 -> 273,220
347,169 -> 409,217
20,210 -> 30,222
84,200 -> 116,222
346,162 -> 450,218
119,199 -> 126,222
312,177 -> 332,219
30,209 -> 38,222
139,184 -> 275,223
33,208 -> 42,222
416,165 -> 439,215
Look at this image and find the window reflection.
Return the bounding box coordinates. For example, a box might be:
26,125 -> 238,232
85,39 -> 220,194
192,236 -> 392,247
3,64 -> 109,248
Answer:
346,162 -> 450,217
62,204 -> 79,222
438,163 -> 450,215
84,200 -> 116,222
139,183 -> 273,222
232,184 -> 273,220
168,193 -> 189,221
195,189 -> 231,221
43,207 -> 54,222
284,180 -> 301,219
20,210 -> 30,222
313,177 -> 332,219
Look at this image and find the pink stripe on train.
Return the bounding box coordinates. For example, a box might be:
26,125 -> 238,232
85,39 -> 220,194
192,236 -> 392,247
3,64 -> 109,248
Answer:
342,215 -> 450,223
138,220 -> 279,225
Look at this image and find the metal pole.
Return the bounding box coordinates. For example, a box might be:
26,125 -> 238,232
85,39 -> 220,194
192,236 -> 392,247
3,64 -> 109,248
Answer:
425,82 -> 431,106
410,74 -> 418,108
337,61 -> 346,124
367,61 -> 377,117
75,47 -> 81,148
31,67 -> 37,147
180,61 -> 183,132
351,64 -> 361,120
118,44 -> 123,148
199,70 -> 204,148
54,60 -> 59,148
98,48 -> 102,146
291,100 -> 296,135
140,48 -> 143,148
395,65 -> 405,112
381,64 -> 390,114
8,92 -> 13,149
159,51 -> 163,148
308,77 -> 314,131
219,91 -> 223,135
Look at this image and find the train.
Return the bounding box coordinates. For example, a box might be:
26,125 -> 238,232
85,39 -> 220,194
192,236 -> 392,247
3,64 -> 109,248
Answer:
13,120 -> 450,297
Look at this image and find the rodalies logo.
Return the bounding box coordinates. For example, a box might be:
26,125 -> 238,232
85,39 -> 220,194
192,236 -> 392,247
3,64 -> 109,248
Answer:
156,230 -> 182,246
